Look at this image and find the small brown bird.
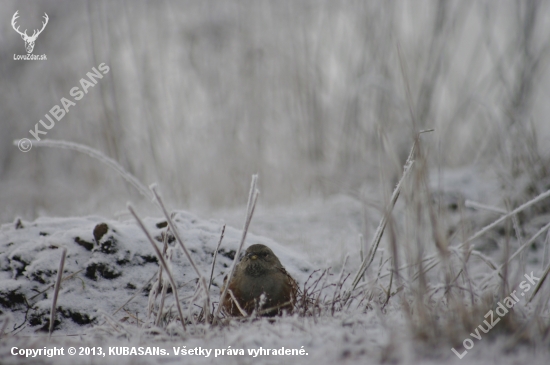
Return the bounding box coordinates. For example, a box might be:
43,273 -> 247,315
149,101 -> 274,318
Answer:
221,244 -> 298,317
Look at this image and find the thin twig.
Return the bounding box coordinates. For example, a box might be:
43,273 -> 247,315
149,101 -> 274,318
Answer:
382,269 -> 394,310
543,229 -> 550,272
151,185 -> 212,322
49,247 -> 67,337
147,229 -> 170,320
422,188 -> 550,266
128,204 -> 186,332
464,200 -> 506,214
113,272 -> 156,315
359,234 -> 364,263
0,314 -> 11,339
467,200 -> 527,274
479,221 -> 550,287
227,289 -> 248,317
397,41 -> 418,132
349,141 -> 417,291
529,262 -> 550,303
466,190 -> 550,247
332,255 -> 349,315
156,275 -> 169,327
155,229 -> 170,325
214,175 -> 259,324
209,225 -> 226,292
100,311 -> 130,335
29,269 -> 83,301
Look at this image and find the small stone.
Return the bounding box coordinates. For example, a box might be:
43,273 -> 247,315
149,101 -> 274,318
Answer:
93,223 -> 109,243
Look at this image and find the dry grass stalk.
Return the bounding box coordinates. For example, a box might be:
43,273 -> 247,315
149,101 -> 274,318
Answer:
147,229 -> 170,324
543,230 -> 550,271
113,272 -> 156,316
529,261 -> 550,303
213,175 -> 259,324
332,255 -> 349,314
151,185 -> 212,322
297,269 -> 328,317
195,225 -> 226,323
416,188 -> 550,272
156,249 -> 173,327
466,189 -> 550,248
227,289 -> 248,317
100,311 -> 131,336
49,247 -> 67,338
209,225 -> 226,292
128,204 -> 186,332
478,221 -> 550,288
350,146 -> 416,292
0,314 -> 11,339
29,269 -> 83,301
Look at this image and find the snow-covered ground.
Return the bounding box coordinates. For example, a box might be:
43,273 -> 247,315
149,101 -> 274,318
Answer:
1,165 -> 550,364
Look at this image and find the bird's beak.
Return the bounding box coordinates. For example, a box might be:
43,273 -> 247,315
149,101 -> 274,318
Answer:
250,254 -> 258,260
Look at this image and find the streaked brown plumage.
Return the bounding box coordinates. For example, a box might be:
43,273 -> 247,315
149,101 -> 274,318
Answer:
221,244 -> 298,317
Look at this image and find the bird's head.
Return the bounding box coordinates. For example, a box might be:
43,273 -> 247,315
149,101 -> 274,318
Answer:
242,244 -> 282,276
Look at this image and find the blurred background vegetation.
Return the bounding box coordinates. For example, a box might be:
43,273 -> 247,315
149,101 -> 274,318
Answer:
2,0 -> 550,222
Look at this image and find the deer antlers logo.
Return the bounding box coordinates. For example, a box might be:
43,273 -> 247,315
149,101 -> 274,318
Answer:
11,11 -> 49,54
